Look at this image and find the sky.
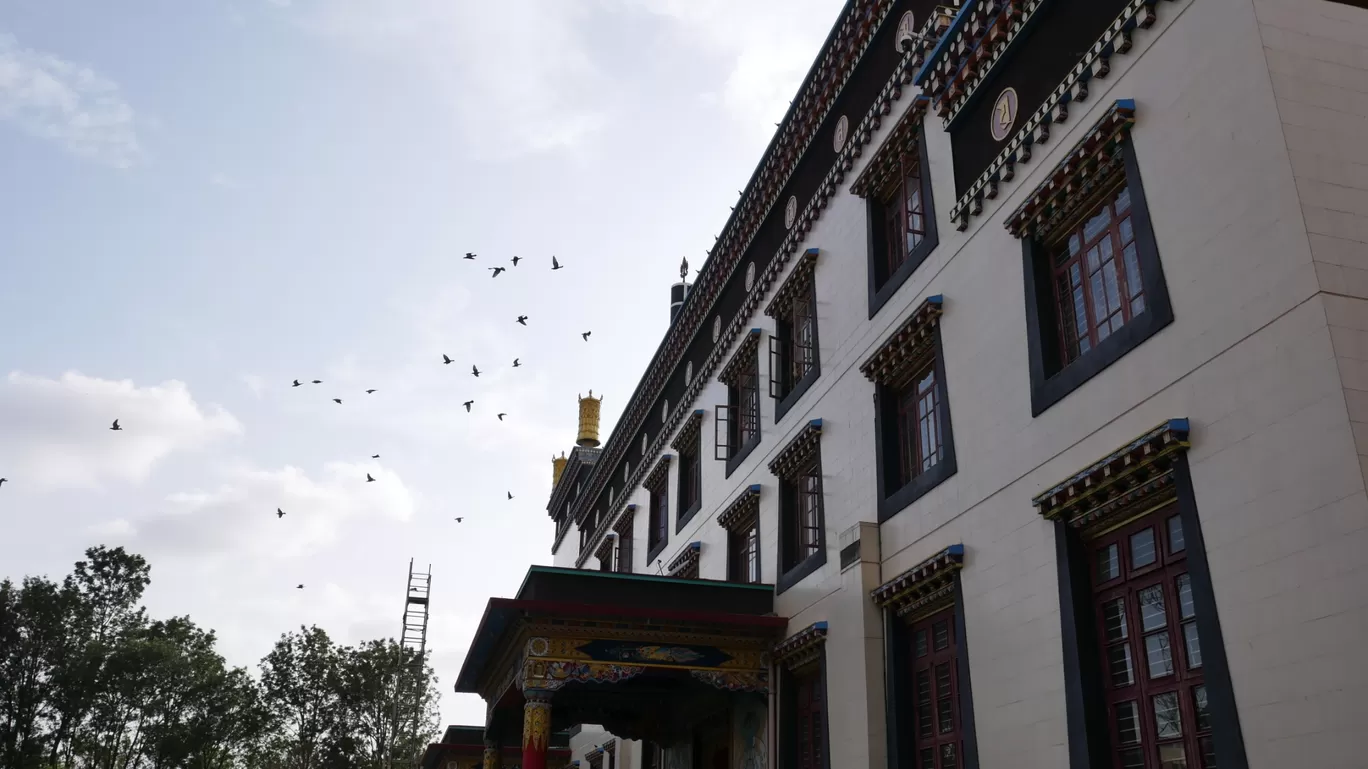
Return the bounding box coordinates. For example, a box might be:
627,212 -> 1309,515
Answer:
0,0 -> 845,728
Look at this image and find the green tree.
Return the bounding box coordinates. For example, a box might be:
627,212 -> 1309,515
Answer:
332,640 -> 440,769
0,575 -> 69,769
259,626 -> 343,769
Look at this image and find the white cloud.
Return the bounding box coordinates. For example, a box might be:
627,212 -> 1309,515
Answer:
106,460 -> 416,561
291,0 -> 609,158
240,373 -> 266,397
209,172 -> 243,189
0,371 -> 242,488
0,33 -> 142,168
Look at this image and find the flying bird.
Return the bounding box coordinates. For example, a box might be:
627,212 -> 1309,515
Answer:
551,255 -> 563,270
497,413 -> 506,421
489,267 -> 505,278
463,400 -> 474,412
443,354 -> 453,365
365,389 -> 377,394
110,419 -> 122,431
296,584 -> 305,589
454,517 -> 464,523
292,379 -> 303,387
366,473 -> 376,483
311,380 -> 322,384
0,479 -> 7,487
464,252 -> 476,260
581,331 -> 592,341
371,454 -> 380,459
277,508 -> 285,519
512,358 -> 521,367
471,365 -> 480,377
516,315 -> 528,326
511,255 -> 521,266
507,491 -> 513,500
333,398 -> 343,404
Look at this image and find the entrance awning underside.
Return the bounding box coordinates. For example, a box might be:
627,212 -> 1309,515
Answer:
455,567 -> 786,745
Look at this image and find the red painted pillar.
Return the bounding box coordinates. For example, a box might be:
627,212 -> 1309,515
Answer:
521,689 -> 552,769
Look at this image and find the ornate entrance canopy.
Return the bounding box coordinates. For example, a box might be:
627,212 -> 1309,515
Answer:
455,567 -> 786,767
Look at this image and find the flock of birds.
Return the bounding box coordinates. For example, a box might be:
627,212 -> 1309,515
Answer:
0,253 -> 593,591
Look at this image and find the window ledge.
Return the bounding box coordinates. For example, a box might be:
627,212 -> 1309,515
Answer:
1030,306 -> 1173,416
675,500 -> 702,534
724,435 -> 762,479
776,548 -> 827,596
775,365 -> 821,424
878,455 -> 958,523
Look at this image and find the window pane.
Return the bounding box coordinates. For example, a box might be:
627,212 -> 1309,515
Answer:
1139,585 -> 1167,632
935,662 -> 952,698
938,696 -> 954,735
1101,242 -> 1122,315
940,743 -> 958,769
1146,633 -> 1175,678
1103,598 -> 1129,643
1184,621 -> 1203,669
1168,516 -> 1186,553
1116,185 -> 1132,214
1097,544 -> 1121,582
919,748 -> 935,769
1199,737 -> 1216,769
934,622 -> 950,651
1119,216 -> 1134,246
915,629 -> 928,658
1152,691 -> 1182,738
1085,205 -> 1112,242
1108,643 -> 1135,687
1115,701 -> 1141,745
1158,743 -> 1188,769
1131,528 -> 1157,568
1120,748 -> 1146,769
1193,685 -> 1211,732
1177,574 -> 1195,619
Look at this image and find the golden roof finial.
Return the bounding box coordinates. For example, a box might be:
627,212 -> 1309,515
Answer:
577,391 -> 603,448
552,451 -> 569,487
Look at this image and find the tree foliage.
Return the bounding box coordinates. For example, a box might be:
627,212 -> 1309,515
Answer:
0,547 -> 440,769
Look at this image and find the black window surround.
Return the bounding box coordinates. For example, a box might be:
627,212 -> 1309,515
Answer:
775,622 -> 831,769
718,484 -> 763,585
852,108 -> 939,319
671,411 -> 705,536
766,248 -> 822,424
643,458 -> 671,566
1036,419 -> 1249,769
770,419 -> 827,595
861,296 -> 958,523
1008,102 -> 1172,417
716,329 -> 764,478
874,545 -> 980,769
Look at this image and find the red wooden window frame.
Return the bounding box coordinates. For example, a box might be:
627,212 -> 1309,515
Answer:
907,607 -> 963,769
728,516 -> 761,584
1051,183 -> 1146,366
616,524 -> 633,574
896,357 -> 943,488
1092,505 -> 1212,769
731,353 -> 762,450
678,439 -> 701,512
880,153 -> 928,281
781,455 -> 823,572
774,283 -> 818,399
794,666 -> 825,769
647,482 -> 668,555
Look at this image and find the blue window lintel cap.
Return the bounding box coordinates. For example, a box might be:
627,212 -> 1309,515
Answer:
748,483 -> 762,493
947,543 -> 965,557
748,327 -> 763,335
927,294 -> 944,307
809,418 -> 823,430
813,620 -> 829,631
688,541 -> 702,551
625,503 -> 638,511
693,408 -> 705,415
1115,98 -> 1137,111
804,247 -> 820,256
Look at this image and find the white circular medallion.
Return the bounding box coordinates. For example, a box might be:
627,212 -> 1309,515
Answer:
624,462 -> 630,482
990,87 -> 1020,142
784,196 -> 799,229
528,637 -> 551,656
745,262 -> 756,291
642,432 -> 649,453
662,400 -> 670,422
685,361 -> 693,384
833,115 -> 849,152
609,487 -> 615,504
896,11 -> 918,52
712,316 -> 722,342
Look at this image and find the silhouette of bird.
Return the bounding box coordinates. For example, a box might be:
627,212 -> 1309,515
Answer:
443,354 -> 453,365
463,400 -> 474,412
516,315 -> 528,326
512,358 -> 521,367
277,508 -> 285,519
454,517 -> 464,523
551,256 -> 563,270
471,365 -> 480,377
464,252 -> 476,260
507,491 -> 513,500
110,419 -> 122,431
311,380 -> 322,384
292,379 -> 303,387
497,413 -> 506,421
333,398 -> 343,404
0,478 -> 7,487
371,454 -> 380,459
489,267 -> 505,278
296,584 -> 305,589
581,331 -> 592,341
366,473 -> 376,483
511,255 -> 522,266
365,389 -> 377,394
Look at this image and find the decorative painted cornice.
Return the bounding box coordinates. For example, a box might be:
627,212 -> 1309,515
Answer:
719,329 -> 764,385
872,544 -> 964,618
773,621 -> 828,670
768,419 -> 824,477
850,94 -> 933,198
859,295 -> 944,384
573,4 -> 956,569
691,669 -> 770,695
717,485 -> 763,532
924,0 -> 1042,124
613,504 -> 637,536
667,541 -> 702,576
948,0 -> 1177,231
1033,419 -> 1191,529
643,455 -> 673,493
546,446 -> 600,519
671,410 -> 705,452
765,249 -> 821,319
1004,99 -> 1135,238
594,536 -> 615,564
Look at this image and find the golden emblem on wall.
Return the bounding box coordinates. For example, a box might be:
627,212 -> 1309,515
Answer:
990,87 -> 1019,142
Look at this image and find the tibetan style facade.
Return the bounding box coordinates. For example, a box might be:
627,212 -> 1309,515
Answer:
453,0 -> 1368,767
